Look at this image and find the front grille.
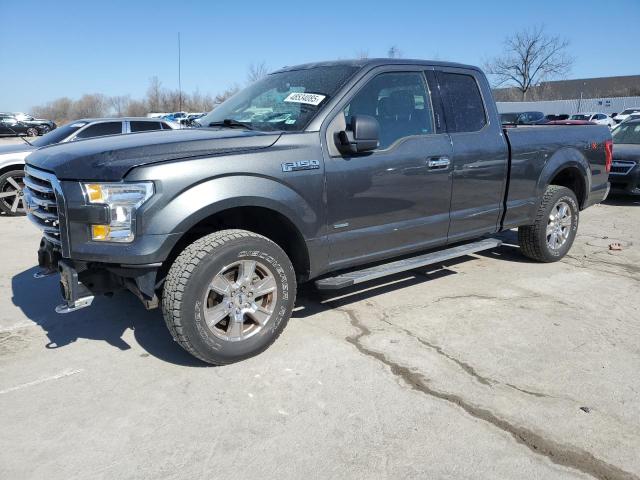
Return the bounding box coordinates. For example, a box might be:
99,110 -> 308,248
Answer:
23,167 -> 62,246
610,160 -> 636,175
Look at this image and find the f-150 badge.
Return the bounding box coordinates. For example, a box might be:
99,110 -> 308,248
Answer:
281,160 -> 320,172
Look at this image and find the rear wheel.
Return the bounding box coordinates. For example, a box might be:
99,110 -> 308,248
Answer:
162,229 -> 296,365
26,127 -> 38,137
0,169 -> 26,216
518,185 -> 579,262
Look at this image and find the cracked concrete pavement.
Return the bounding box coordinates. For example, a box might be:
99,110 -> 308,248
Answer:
1,188 -> 639,479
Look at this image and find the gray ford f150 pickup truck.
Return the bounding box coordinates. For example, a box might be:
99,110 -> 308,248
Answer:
24,59 -> 612,365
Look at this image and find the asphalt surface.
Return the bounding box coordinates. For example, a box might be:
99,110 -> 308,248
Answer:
1,136 -> 639,479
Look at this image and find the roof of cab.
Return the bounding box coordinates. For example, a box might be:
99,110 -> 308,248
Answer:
273,58 -> 480,73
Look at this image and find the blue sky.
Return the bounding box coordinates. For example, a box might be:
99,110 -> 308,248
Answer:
1,0 -> 638,112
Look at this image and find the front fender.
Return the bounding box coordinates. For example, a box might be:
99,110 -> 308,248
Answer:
140,174 -> 320,239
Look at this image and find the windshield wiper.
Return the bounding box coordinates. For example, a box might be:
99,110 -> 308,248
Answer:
208,119 -> 254,130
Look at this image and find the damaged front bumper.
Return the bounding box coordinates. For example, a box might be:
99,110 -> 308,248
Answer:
37,237 -> 161,314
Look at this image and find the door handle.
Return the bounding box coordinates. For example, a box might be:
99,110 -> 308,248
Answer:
427,157 -> 450,169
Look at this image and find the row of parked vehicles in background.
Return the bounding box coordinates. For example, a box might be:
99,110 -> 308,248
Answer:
147,111 -> 207,127
500,109 -> 640,128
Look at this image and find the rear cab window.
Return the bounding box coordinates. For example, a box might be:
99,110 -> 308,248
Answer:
130,121 -> 163,132
437,71 -> 487,133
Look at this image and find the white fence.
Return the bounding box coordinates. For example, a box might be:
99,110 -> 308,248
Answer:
496,96 -> 640,116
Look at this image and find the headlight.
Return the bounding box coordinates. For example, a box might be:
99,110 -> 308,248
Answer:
83,182 -> 154,242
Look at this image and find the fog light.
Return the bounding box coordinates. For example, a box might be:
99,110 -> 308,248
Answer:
91,225 -> 111,241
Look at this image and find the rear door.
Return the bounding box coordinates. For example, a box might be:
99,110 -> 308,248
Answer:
323,66 -> 453,269
435,68 -> 509,242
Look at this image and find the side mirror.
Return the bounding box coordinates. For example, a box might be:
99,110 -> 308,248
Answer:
336,115 -> 379,154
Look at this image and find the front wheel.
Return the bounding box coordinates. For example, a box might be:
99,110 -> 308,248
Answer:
26,127 -> 38,137
518,185 -> 579,262
162,229 -> 297,365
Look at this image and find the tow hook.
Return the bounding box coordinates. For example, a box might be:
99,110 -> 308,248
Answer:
55,260 -> 95,314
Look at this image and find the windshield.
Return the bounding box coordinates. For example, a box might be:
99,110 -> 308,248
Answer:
198,65 -> 359,132
612,123 -> 640,144
31,123 -> 85,147
570,114 -> 590,120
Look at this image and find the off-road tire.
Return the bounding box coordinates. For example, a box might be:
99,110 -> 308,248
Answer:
162,229 -> 297,365
518,185 -> 579,262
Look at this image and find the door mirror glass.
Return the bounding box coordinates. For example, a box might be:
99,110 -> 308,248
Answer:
336,115 -> 380,154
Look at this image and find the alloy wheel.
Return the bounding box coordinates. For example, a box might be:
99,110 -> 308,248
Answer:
0,174 -> 26,215
546,200 -> 572,250
202,259 -> 278,342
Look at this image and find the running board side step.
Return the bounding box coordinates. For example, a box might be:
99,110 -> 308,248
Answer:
314,238 -> 502,290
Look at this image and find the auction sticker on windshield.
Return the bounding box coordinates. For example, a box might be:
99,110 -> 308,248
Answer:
284,92 -> 326,106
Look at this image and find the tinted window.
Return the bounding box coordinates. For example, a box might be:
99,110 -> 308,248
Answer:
161,122 -> 173,129
344,72 -> 434,149
130,121 -> 162,132
74,122 -> 122,139
439,72 -> 487,132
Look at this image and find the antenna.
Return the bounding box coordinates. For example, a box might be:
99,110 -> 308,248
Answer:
178,32 -> 182,112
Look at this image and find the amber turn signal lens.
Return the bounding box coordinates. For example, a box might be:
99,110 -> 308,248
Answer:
91,224 -> 111,241
85,184 -> 103,203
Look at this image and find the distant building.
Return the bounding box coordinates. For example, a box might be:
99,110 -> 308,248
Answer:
493,75 -> 640,102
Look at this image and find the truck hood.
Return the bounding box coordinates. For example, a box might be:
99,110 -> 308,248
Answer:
613,144 -> 640,162
25,128 -> 282,181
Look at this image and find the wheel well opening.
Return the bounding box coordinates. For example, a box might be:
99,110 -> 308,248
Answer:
163,207 -> 311,282
550,167 -> 586,208
0,164 -> 24,178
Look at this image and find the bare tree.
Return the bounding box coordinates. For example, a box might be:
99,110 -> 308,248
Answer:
387,45 -> 403,58
247,62 -> 269,83
124,99 -> 148,117
485,26 -> 573,100
355,49 -> 369,59
214,85 -> 240,105
146,76 -> 164,112
32,97 -> 73,125
71,94 -> 109,119
110,95 -> 130,117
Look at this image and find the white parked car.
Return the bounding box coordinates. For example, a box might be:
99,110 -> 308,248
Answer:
0,117 -> 176,216
613,108 -> 640,124
569,112 -> 615,128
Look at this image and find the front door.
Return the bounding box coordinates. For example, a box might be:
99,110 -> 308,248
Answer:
324,69 -> 453,269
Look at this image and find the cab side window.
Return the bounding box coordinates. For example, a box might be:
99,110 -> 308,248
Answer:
74,122 -> 122,139
344,72 -> 434,149
438,72 -> 487,133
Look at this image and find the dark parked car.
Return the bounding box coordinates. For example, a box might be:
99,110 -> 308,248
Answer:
544,114 -> 570,122
609,119 -> 640,195
500,111 -> 545,126
0,117 -> 175,216
10,112 -> 57,134
24,59 -> 611,365
0,114 -> 40,137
